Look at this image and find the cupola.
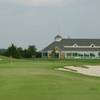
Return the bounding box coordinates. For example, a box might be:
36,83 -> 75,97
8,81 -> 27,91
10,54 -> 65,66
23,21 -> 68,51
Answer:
54,35 -> 62,42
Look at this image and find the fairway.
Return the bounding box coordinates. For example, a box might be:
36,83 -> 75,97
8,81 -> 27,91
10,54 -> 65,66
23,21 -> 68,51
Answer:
0,58 -> 100,100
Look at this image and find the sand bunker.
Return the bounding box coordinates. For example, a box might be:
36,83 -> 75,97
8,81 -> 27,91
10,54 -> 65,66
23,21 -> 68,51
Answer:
57,65 -> 100,77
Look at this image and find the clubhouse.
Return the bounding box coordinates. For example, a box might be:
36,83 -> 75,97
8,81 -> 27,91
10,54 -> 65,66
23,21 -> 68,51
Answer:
42,35 -> 100,59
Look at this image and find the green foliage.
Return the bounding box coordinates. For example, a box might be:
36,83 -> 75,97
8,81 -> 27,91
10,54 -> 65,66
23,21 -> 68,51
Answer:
28,45 -> 37,58
36,52 -> 42,58
0,49 -> 7,55
2,44 -> 40,59
22,45 -> 37,58
5,44 -> 20,58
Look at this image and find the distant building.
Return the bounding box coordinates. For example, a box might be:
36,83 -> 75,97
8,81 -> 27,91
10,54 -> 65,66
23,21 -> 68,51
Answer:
42,35 -> 100,59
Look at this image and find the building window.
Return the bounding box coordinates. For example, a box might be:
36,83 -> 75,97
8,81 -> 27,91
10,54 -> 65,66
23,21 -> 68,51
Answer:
98,52 -> 100,57
84,53 -> 89,57
66,53 -> 72,57
73,53 -> 78,57
90,44 -> 95,48
90,53 -> 95,58
73,44 -> 78,47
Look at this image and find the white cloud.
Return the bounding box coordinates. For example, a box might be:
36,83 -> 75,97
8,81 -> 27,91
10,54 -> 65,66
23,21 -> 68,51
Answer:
0,0 -> 74,6
17,0 -> 63,6
17,0 -> 74,6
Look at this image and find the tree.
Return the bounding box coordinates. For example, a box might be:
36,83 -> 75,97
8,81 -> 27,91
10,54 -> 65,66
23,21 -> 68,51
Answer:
5,44 -> 20,58
36,52 -> 42,58
22,49 -> 31,58
17,47 -> 23,58
3,44 -> 38,58
0,49 -> 7,55
28,45 -> 37,58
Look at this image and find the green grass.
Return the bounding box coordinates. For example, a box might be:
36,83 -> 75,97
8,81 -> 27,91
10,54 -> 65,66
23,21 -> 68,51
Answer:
0,57 -> 100,100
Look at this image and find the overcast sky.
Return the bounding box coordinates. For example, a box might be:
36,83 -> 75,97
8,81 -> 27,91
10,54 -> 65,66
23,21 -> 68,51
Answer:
0,0 -> 100,50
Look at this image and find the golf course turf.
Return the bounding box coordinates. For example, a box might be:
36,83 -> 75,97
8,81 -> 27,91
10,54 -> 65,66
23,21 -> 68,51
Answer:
0,57 -> 100,100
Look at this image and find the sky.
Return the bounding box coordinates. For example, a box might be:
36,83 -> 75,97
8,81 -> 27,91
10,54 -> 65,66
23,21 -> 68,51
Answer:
0,0 -> 100,50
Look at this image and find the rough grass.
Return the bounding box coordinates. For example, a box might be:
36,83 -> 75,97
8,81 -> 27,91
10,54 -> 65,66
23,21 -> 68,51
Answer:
0,57 -> 100,100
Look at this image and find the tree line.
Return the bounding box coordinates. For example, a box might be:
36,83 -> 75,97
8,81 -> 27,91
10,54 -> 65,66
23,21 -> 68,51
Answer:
0,44 -> 41,58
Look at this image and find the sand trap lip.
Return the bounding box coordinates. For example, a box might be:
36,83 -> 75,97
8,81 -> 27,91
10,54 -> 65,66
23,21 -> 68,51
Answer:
57,65 -> 100,77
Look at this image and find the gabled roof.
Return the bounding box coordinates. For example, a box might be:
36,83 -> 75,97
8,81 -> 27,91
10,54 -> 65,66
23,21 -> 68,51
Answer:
62,39 -> 100,46
54,35 -> 62,39
42,39 -> 100,52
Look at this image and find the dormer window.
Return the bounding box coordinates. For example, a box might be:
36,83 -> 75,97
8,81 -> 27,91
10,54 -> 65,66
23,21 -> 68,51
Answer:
73,44 -> 78,47
90,44 -> 95,48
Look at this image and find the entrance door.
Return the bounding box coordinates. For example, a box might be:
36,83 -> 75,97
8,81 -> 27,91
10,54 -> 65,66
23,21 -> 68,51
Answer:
55,53 -> 59,58
52,53 -> 59,58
